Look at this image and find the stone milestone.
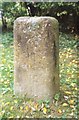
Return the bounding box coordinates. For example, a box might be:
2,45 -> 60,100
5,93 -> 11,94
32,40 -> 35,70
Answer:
14,17 -> 59,101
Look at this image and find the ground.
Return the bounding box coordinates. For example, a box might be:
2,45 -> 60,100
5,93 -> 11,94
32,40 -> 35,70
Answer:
0,32 -> 78,118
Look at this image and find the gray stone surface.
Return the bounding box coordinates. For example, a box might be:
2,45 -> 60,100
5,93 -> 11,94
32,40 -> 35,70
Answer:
14,17 -> 59,101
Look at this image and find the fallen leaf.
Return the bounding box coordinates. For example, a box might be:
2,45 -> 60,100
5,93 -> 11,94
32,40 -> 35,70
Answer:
65,91 -> 71,95
43,107 -> 47,114
17,116 -> 20,118
31,107 -> 36,112
69,100 -> 74,104
47,115 -> 51,118
5,102 -> 10,105
62,103 -> 68,107
9,116 -> 14,118
70,105 -> 75,108
74,87 -> 77,90
25,106 -> 29,111
58,109 -> 62,114
20,106 -> 23,110
25,116 -> 30,118
66,79 -> 70,82
14,100 -> 18,103
2,59 -> 6,64
64,96 -> 69,100
10,106 -> 13,110
71,83 -> 76,87
69,112 -> 74,116
35,103 -> 38,109
41,103 -> 44,109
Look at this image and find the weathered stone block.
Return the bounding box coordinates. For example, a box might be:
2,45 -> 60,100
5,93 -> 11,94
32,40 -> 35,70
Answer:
14,17 -> 59,101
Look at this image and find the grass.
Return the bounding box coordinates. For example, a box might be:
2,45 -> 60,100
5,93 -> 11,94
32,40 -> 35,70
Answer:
0,32 -> 78,118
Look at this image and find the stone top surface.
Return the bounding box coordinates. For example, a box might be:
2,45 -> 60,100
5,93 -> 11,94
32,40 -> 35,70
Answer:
14,16 -> 58,24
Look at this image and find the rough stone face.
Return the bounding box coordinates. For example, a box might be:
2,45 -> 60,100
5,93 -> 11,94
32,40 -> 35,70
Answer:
14,17 -> 59,101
